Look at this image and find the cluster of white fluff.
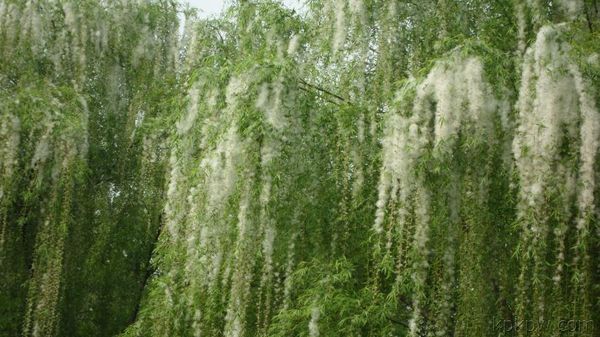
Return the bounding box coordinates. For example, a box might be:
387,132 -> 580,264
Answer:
330,0 -> 368,52
76,95 -> 90,162
226,75 -> 250,108
192,309 -> 202,337
515,2 -> 527,55
0,113 -> 20,183
201,125 -> 242,212
571,64 -> 599,221
569,65 -> 599,269
224,186 -> 253,337
348,0 -> 364,14
308,305 -> 320,337
558,0 -> 583,19
526,0 -> 544,26
332,0 -> 346,53
374,56 -> 498,234
256,137 -> 282,331
513,24 -> 600,318
164,152 -> 182,238
206,88 -> 219,108
93,21 -> 109,55
287,34 -> 301,55
433,180 -> 459,337
348,0 -> 367,28
209,250 -> 224,288
513,26 -> 575,313
261,138 -> 281,168
132,24 -> 151,67
260,174 -> 275,269
175,75 -> 258,336
224,267 -> 245,337
422,57 -> 496,152
141,134 -> 159,165
186,171 -> 224,293
513,25 -> 578,220
372,172 -> 390,234
176,83 -> 201,135
183,185 -> 201,277
62,3 -> 87,79
0,113 -> 20,246
255,80 -> 288,130
374,108 -> 426,234
106,65 -> 124,113
408,186 -> 430,337
31,125 -> 53,168
351,146 -> 364,197
63,2 -> 77,32
282,230 -> 298,310
0,3 -> 20,53
21,1 -> 43,53
413,188 -> 431,255
373,55 -> 502,336
186,175 -> 220,290
257,216 -> 275,333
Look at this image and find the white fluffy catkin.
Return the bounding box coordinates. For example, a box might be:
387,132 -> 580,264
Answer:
374,56 -> 497,235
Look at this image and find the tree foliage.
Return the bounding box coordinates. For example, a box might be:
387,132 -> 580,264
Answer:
0,1 -> 599,337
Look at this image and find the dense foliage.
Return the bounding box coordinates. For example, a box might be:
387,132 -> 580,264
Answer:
0,1 -> 598,336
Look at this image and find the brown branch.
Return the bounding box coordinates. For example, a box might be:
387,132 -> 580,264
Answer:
298,79 -> 348,103
207,23 -> 225,45
298,84 -> 341,106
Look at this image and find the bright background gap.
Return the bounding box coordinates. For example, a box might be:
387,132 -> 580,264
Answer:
185,0 -> 304,18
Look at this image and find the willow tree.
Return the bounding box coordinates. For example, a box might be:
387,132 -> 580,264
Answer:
0,1 -> 179,336
1,1 -> 599,337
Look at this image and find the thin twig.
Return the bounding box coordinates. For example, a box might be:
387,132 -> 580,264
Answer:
298,79 -> 348,103
298,84 -> 341,106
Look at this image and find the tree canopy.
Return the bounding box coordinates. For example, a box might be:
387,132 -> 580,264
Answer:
0,1 -> 599,336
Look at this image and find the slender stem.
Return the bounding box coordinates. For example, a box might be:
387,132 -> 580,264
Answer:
298,84 -> 341,106
298,79 -> 348,103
